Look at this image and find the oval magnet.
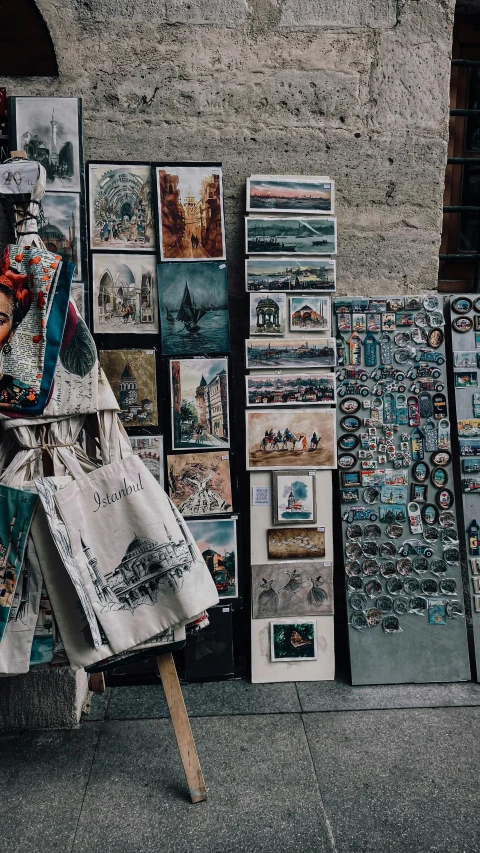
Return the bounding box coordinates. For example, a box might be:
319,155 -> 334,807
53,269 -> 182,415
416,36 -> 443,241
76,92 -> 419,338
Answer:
452,316 -> 473,333
427,327 -> 444,349
345,560 -> 362,576
423,420 -> 438,452
396,557 -> 413,576
340,415 -> 361,432
362,540 -> 379,558
412,327 -> 427,344
432,394 -> 447,420
443,546 -> 460,564
413,556 -> 429,574
423,526 -> 439,542
440,578 -> 457,595
364,523 -> 381,539
351,611 -> 368,629
380,560 -> 396,577
409,596 -> 428,613
338,434 -> 360,451
386,523 -> 403,539
403,577 -> 420,595
408,501 -> 423,534
436,488 -> 454,510
451,296 -> 472,315
446,600 -> 464,618
363,487 -> 380,505
431,466 -> 448,488
429,311 -> 444,328
393,596 -> 409,615
421,503 -> 438,525
430,450 -> 451,467
412,460 -> 429,483
365,608 -> 382,627
386,577 -> 404,595
380,541 -> 396,558
346,542 -> 362,559
474,297 -> 480,313
420,578 -> 438,595
349,592 -> 367,611
338,453 -> 357,469
347,575 -> 363,591
365,579 -> 382,598
376,595 -> 393,613
339,397 -> 361,414
407,396 -> 421,427
423,295 -> 440,311
346,523 -> 363,539
430,558 -> 447,575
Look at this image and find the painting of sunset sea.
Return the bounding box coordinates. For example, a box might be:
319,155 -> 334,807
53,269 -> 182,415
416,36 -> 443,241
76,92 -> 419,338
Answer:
247,176 -> 334,214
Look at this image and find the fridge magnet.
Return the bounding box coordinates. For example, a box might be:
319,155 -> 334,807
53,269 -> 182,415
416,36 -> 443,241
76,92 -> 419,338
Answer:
92,253 -> 158,333
473,393 -> 480,417
290,296 -> 330,333
367,313 -> 381,333
382,615 -> 402,632
246,372 -> 335,407
341,487 -> 359,502
440,578 -> 457,595
382,313 -> 395,332
412,460 -> 429,482
159,261 -> 230,356
267,527 -> 326,560
451,296 -> 472,314
130,435 -> 164,488
452,316 -> 473,333
403,577 -> 420,595
350,612 -> 368,629
409,597 -> 428,614
427,602 -> 446,625
10,96 -> 82,191
474,296 -> 480,312
99,349 -> 158,427
340,415 -> 361,432
411,483 -> 427,503
270,619 -> 317,661
446,601 -> 464,618
250,292 -> 286,336
350,593 -> 368,611
365,608 -> 382,627
376,595 -> 393,614
431,450 -> 451,467
246,216 -> 337,255
247,176 -> 334,215
380,485 -> 408,504
245,257 -> 336,293
340,471 -> 361,487
337,312 -> 352,333
455,371 -> 478,388
436,489 -> 454,509
155,164 -> 225,261
89,162 -> 155,249
186,517 -> 237,598
252,561 -> 333,618
170,357 -> 230,450
352,313 -> 366,333
40,192 -> 83,280
167,451 -> 232,516
454,351 -> 477,368
380,505 -> 406,523
427,328 -> 444,348
272,471 -> 317,525
246,338 -> 336,369
431,467 -> 448,488
475,315 -> 480,331
246,408 -> 336,470
421,504 -> 439,525
338,453 -> 357,469
346,523 -> 363,538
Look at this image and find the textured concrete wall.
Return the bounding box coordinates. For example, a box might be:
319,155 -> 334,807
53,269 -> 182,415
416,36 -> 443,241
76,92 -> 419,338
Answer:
1,0 -> 456,295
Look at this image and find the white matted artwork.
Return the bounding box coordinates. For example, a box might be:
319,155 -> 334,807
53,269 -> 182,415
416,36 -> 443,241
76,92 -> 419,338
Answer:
245,257 -> 336,293
246,408 -> 336,471
246,216 -> 337,256
246,338 -> 336,369
272,470 -> 316,524
270,619 -> 317,662
246,373 -> 336,407
252,561 -> 333,618
91,253 -> 158,333
290,296 -> 331,334
249,293 -> 286,336
130,436 -> 164,489
251,617 -> 334,683
88,163 -> 155,250
247,176 -> 334,215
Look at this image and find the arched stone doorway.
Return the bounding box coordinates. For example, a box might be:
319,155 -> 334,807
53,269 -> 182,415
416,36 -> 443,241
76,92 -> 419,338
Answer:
0,0 -> 57,76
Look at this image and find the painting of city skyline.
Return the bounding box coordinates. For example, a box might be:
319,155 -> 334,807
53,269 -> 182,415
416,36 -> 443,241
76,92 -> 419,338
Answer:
252,561 -> 333,618
186,518 -> 237,599
290,296 -> 331,333
246,408 -> 336,470
155,165 -> 226,261
246,338 -> 336,369
170,357 -> 230,450
246,258 -> 336,292
167,451 -> 232,517
246,373 -> 336,406
249,292 -> 286,336
89,163 -> 155,250
246,217 -> 337,255
247,176 -> 334,214
91,253 -> 158,333
12,97 -> 82,191
99,349 -> 158,427
158,261 -> 230,355
40,192 -> 82,280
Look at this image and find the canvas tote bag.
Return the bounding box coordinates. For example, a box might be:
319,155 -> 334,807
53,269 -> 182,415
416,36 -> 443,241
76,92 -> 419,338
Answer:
0,538 -> 43,675
52,440 -> 219,654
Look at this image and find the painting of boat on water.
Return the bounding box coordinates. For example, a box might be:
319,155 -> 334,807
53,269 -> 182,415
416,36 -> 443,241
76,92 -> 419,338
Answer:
246,338 -> 336,369
158,262 -> 230,356
246,373 -> 335,406
246,217 -> 337,256
247,176 -> 334,215
246,258 -> 336,292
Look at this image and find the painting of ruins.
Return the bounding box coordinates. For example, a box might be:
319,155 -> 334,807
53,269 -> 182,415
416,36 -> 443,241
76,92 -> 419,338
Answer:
91,254 -> 158,333
246,373 -> 335,406
246,258 -> 336,292
89,163 -> 155,250
12,96 -> 82,191
167,451 -> 232,517
39,192 -> 82,280
252,561 -> 333,618
99,349 -> 157,428
246,408 -> 336,470
246,217 -> 337,255
156,165 -> 226,261
186,518 -> 237,598
290,296 -> 331,333
247,176 -> 334,215
249,293 -> 286,336
170,357 -> 230,450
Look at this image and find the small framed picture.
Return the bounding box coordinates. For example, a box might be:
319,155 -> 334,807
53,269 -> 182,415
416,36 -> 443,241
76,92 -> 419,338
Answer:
270,619 -> 317,662
272,471 -> 316,525
340,471 -> 361,487
410,482 -> 427,503
250,292 -> 286,335
290,296 -> 330,334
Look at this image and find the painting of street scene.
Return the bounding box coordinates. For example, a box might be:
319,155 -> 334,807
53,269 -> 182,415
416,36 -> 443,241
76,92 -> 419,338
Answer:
246,258 -> 336,292
247,176 -> 334,214
130,436 -> 164,488
13,96 -> 81,191
246,373 -> 335,406
249,293 -> 286,336
39,192 -> 82,280
290,296 -> 330,333
170,357 -> 230,450
89,163 -> 155,250
246,409 -> 336,470
99,349 -> 157,427
167,451 -> 232,517
92,254 -> 158,333
246,338 -> 336,369
156,165 -> 226,261
246,217 -> 336,255
158,261 -> 230,355
186,518 -> 237,598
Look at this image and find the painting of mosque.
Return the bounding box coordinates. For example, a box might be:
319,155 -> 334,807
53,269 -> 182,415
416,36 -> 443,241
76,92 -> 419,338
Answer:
290,296 -> 331,333
249,293 -> 286,336
99,349 -> 158,427
11,96 -> 82,191
88,162 -> 155,250
39,192 -> 82,280
91,254 -> 158,333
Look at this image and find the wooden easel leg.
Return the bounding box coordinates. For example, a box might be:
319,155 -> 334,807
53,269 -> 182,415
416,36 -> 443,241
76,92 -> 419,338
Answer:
89,672 -> 106,693
156,653 -> 207,804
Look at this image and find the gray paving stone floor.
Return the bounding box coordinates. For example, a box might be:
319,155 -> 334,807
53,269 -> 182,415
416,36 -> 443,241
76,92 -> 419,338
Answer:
6,677 -> 480,853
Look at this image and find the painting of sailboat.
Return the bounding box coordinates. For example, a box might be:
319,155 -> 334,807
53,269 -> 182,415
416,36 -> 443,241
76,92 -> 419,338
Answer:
158,261 -> 231,356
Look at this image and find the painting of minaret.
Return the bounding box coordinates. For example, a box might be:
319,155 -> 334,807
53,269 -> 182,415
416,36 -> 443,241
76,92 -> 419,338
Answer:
39,193 -> 82,280
13,96 -> 82,191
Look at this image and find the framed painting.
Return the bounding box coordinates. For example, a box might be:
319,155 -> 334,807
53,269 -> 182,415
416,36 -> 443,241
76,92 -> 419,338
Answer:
272,471 -> 317,525
247,175 -> 334,215
39,192 -> 83,280
167,450 -> 232,516
245,216 -> 337,255
290,296 -> 331,333
91,253 -> 158,333
252,561 -> 333,618
88,162 -> 155,250
186,517 -> 237,599
99,349 -> 158,428
246,338 -> 336,369
245,257 -> 336,293
246,408 -> 336,470
270,619 -> 318,662
249,293 -> 286,336
130,435 -> 164,488
154,163 -> 226,261
246,372 -> 335,406
170,357 -> 230,450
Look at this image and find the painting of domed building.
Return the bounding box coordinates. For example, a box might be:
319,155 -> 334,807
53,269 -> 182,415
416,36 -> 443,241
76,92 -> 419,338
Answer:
92,254 -> 158,333
89,163 -> 155,250
249,292 -> 286,336
39,193 -> 82,280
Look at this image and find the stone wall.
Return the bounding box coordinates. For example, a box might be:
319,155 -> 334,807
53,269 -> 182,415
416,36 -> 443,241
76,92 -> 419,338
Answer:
2,0 -> 456,295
